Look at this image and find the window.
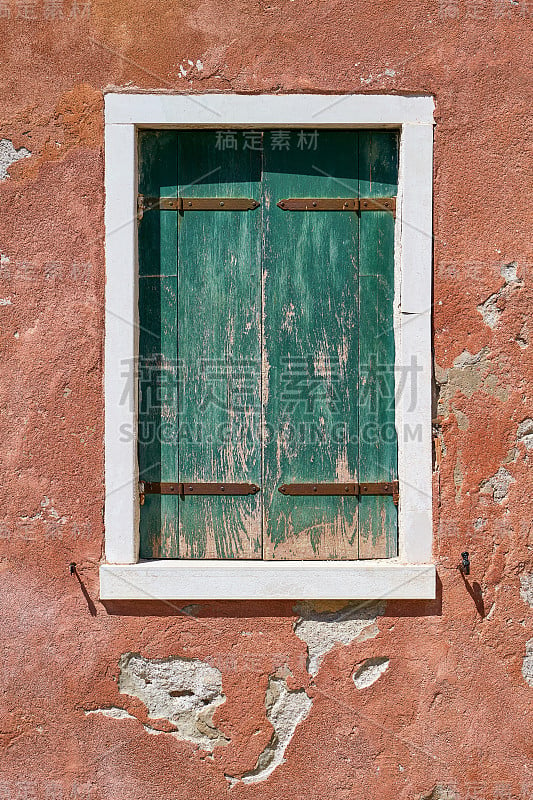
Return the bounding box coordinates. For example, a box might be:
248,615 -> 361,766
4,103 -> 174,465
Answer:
101,94 -> 435,600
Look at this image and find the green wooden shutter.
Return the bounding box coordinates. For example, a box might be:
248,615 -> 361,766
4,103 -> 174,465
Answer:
137,129 -> 398,561
262,130 -> 360,559
138,131 -> 179,558
357,132 -> 398,558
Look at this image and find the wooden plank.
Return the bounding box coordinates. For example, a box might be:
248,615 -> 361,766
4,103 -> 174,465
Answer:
137,131 -> 179,558
176,131 -> 262,558
262,130 -> 360,560
357,131 -> 399,558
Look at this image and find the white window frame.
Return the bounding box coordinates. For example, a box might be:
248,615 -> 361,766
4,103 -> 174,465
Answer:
100,93 -> 435,600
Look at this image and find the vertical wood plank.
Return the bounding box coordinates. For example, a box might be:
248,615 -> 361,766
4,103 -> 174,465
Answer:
137,131 -> 179,558
358,131 -> 399,558
263,130 -> 360,559
177,131 -> 262,558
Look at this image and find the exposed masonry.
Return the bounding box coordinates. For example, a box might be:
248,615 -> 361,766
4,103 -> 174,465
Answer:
435,348 -> 508,420
420,785 -> 458,800
479,466 -> 515,503
0,139 -> 31,181
231,674 -> 313,785
293,602 -> 385,676
352,657 -> 390,689
523,639 -> 533,688
520,574 -> 533,607
477,261 -> 522,329
115,653 -> 229,750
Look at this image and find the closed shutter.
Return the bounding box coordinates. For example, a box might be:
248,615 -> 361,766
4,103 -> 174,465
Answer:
137,129 -> 398,560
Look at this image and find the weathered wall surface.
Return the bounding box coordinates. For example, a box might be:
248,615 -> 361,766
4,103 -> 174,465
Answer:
0,2 -> 532,799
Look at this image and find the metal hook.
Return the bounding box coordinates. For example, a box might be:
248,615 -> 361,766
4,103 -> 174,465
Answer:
460,551 -> 470,576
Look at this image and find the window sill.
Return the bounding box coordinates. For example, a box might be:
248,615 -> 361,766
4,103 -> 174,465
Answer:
99,560 -> 436,600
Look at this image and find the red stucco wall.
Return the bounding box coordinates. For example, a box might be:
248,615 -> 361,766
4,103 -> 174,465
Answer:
1,3 -> 532,799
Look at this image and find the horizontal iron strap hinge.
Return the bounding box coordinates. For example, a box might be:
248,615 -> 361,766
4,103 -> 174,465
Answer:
139,481 -> 260,503
137,195 -> 259,220
277,197 -> 396,216
278,481 -> 399,504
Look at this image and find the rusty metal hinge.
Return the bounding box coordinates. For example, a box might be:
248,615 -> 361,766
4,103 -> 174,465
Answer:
137,195 -> 260,220
276,197 -> 396,217
139,481 -> 260,503
278,481 -> 399,504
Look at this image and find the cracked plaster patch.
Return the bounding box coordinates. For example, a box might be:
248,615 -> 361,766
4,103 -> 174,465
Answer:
0,139 -> 31,181
352,657 -> 390,689
435,348 -> 508,419
116,653 -> 229,750
517,418 -> 533,450
420,785 -> 458,800
293,601 -> 385,676
520,574 -> 533,607
85,706 -> 136,720
477,262 -> 523,329
479,466 -> 515,503
229,675 -> 312,785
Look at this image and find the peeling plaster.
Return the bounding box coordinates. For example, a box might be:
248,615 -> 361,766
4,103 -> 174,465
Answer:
517,418 -> 533,450
516,320 -> 529,349
237,675 -> 313,784
0,139 -> 31,181
117,653 -> 229,750
435,348 -> 508,418
420,785 -> 458,800
85,706 -> 136,720
500,261 -> 520,284
477,292 -> 501,329
522,639 -> 533,687
477,261 -> 522,329
20,496 -> 67,525
293,602 -> 384,676
479,466 -> 515,503
352,657 -> 390,689
452,406 -> 469,431
520,574 -> 533,607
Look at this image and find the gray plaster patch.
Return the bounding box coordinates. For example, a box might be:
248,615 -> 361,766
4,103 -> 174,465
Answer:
293,601 -> 385,676
118,653 -> 229,750
452,407 -> 469,431
352,657 -> 390,689
239,676 -> 312,784
517,418 -> 533,450
520,574 -> 533,607
0,139 -> 31,181
479,466 -> 515,503
522,639 -> 533,687
435,348 -> 508,418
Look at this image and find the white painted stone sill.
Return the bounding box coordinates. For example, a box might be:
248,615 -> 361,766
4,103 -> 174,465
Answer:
99,560 -> 436,600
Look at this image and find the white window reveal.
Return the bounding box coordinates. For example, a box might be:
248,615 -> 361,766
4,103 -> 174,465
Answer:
101,93 -> 435,600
